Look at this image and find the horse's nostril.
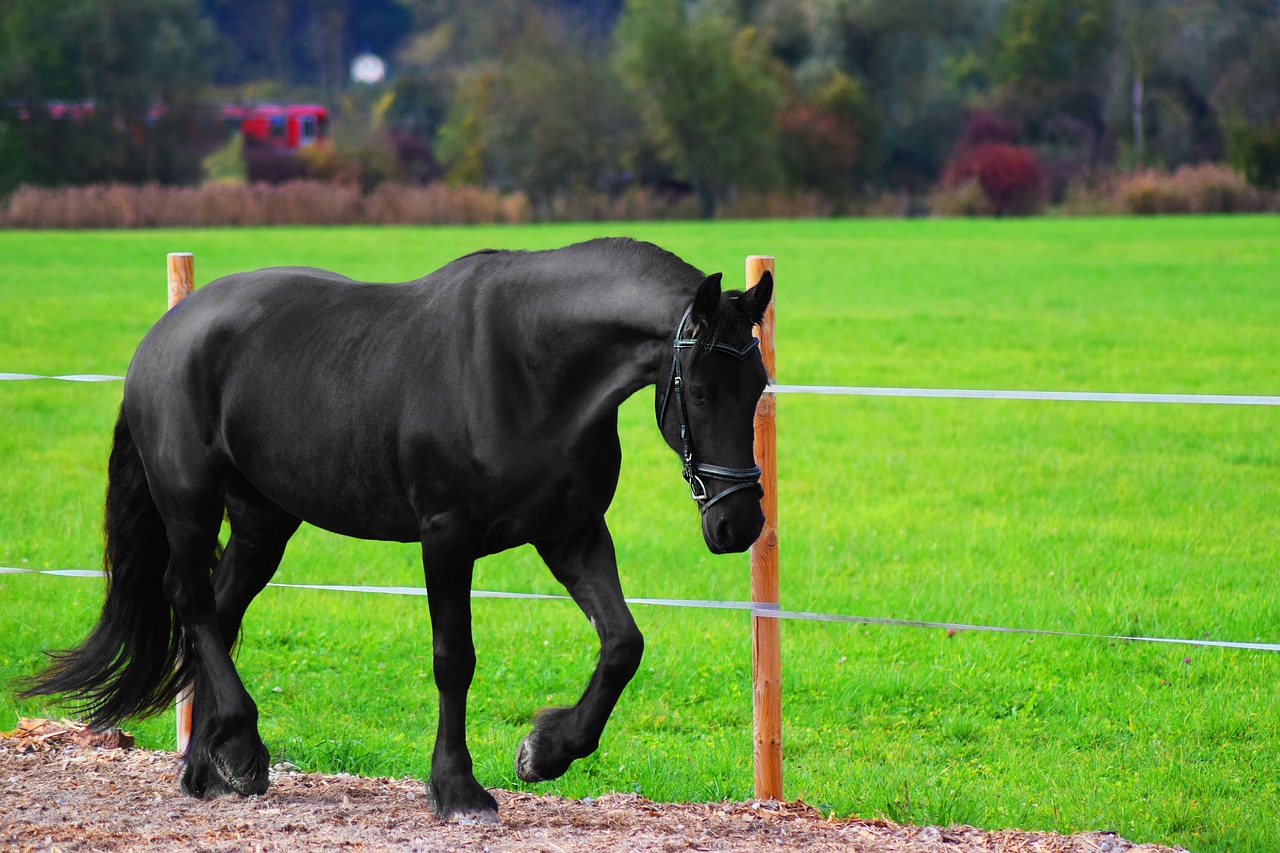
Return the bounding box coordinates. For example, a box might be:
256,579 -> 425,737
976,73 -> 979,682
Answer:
716,517 -> 735,545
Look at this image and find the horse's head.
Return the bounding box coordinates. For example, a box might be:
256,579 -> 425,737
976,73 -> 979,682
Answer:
657,270 -> 774,554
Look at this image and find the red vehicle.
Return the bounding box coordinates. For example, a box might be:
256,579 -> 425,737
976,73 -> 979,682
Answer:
221,104 -> 329,151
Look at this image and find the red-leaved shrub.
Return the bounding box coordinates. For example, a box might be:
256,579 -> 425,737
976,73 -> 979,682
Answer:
774,104 -> 860,203
942,143 -> 1046,216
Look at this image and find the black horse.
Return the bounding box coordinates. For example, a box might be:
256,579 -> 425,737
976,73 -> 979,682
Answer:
22,238 -> 773,822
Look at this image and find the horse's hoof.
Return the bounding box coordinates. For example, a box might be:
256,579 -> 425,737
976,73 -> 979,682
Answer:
180,758 -> 240,799
425,778 -> 499,823
515,733 -> 546,783
214,750 -> 270,796
179,759 -> 211,798
180,739 -> 270,799
515,711 -> 582,783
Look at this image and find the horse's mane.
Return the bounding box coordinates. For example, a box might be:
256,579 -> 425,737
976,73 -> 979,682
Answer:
590,239 -> 761,349
584,237 -> 706,282
457,237 -> 704,286
454,238 -> 721,343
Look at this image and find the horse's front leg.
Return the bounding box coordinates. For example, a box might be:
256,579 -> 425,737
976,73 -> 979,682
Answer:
518,517 -> 644,783
421,531 -> 499,822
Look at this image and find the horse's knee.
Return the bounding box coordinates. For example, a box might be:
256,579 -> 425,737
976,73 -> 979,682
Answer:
433,645 -> 477,693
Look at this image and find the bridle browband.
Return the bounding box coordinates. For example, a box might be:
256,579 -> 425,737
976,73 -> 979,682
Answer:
656,305 -> 763,513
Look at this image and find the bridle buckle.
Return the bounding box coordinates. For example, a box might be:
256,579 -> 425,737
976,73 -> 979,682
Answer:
686,471 -> 709,502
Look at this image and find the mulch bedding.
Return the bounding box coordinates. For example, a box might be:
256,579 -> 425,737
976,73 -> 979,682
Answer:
2,719 -> 1186,853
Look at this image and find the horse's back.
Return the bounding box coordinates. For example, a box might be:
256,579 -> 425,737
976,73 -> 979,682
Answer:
131,265 -> 420,376
123,267 -> 438,539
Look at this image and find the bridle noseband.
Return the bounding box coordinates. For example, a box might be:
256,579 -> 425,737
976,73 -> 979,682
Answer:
656,306 -> 763,513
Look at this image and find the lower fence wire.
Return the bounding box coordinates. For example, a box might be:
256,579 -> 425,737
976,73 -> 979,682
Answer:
0,373 -> 125,382
5,565 -> 1278,653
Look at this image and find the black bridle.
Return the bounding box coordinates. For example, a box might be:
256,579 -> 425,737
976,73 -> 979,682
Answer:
656,306 -> 763,513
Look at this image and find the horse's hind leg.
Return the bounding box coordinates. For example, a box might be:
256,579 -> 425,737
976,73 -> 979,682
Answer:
173,477 -> 299,798
518,517 -> 644,783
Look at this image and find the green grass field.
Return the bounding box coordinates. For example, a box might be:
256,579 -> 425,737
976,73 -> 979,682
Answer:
2,217 -> 1277,852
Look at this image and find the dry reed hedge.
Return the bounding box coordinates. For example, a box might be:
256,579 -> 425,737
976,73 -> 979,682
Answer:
2,182 -> 530,229
937,164 -> 1277,217
3,167 -> 1276,227
0,182 -> 838,228
1117,164 -> 1272,214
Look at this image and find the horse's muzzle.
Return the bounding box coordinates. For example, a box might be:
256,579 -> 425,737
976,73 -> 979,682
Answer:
700,486 -> 765,554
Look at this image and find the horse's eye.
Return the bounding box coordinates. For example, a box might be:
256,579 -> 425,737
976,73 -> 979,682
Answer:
688,384 -> 708,404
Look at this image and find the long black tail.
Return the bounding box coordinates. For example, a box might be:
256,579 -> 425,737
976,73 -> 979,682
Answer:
19,406 -> 195,728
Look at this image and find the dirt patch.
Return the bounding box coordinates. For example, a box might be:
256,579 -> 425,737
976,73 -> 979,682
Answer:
2,721 -> 1185,853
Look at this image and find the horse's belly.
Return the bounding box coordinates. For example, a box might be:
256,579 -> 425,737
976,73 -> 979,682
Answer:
300,509 -> 419,543
257,479 -> 419,541
473,466 -> 616,555
228,437 -> 421,543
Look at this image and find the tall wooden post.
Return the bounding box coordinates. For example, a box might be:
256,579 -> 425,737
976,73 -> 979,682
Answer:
747,255 -> 782,800
168,252 -> 195,757
168,252 -> 194,309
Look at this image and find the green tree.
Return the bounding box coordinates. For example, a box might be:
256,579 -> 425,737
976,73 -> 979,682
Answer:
0,0 -> 69,189
0,0 -> 215,188
1200,4 -> 1280,186
427,6 -> 640,211
68,0 -> 216,183
614,0 -> 782,217
1114,0 -> 1168,161
436,14 -> 639,214
209,0 -> 296,83
393,0 -> 570,174
799,0 -> 996,189
980,0 -> 1113,189
484,52 -> 636,214
994,0 -> 1111,86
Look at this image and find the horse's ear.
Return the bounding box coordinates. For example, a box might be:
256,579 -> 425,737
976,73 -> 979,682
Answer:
740,270 -> 773,326
691,273 -> 722,328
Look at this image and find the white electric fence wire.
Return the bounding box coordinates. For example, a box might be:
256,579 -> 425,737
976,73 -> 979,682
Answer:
768,384 -> 1280,406
5,373 -> 1280,405
0,373 -> 125,382
6,373 -> 1276,650
5,566 -> 1278,653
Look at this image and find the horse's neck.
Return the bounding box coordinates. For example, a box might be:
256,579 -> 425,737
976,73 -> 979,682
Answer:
522,275 -> 689,426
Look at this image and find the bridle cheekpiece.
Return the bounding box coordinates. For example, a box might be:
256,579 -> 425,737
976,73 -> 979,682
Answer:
656,305 -> 763,513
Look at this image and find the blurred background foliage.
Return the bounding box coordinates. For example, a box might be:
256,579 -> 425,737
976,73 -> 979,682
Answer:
1,0 -> 1279,215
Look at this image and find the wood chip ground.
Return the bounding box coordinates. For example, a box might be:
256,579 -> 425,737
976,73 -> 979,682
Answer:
2,721 -> 1187,853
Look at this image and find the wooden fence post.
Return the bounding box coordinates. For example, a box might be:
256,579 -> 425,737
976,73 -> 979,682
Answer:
167,252 -> 195,757
747,255 -> 782,800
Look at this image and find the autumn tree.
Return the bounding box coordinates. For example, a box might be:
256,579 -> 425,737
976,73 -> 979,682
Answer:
775,70 -> 874,209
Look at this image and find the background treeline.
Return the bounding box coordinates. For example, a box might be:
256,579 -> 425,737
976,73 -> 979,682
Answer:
2,0 -> 1278,220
